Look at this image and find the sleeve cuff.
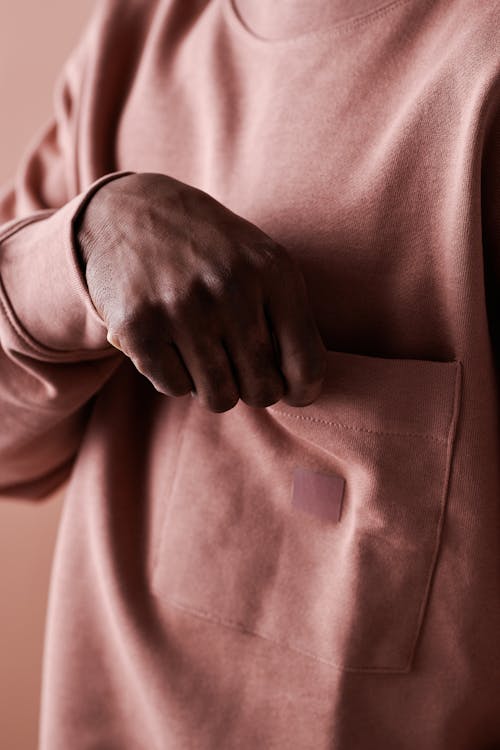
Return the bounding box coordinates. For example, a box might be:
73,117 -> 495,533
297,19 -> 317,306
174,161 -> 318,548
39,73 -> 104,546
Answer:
0,170 -> 135,354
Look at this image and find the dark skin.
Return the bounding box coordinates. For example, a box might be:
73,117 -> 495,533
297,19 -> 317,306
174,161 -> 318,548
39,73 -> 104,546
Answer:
76,172 -> 327,413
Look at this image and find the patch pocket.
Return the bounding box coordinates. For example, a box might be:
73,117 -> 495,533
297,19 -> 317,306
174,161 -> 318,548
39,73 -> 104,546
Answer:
151,349 -> 462,673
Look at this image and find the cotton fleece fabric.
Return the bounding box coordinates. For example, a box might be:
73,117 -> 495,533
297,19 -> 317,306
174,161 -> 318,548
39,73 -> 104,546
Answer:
0,0 -> 499,748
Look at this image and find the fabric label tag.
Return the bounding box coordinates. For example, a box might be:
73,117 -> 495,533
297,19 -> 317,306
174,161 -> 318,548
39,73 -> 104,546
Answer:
291,467 -> 345,522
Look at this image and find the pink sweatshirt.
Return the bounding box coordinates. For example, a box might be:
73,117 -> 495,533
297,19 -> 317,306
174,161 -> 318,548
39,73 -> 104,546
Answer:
1,0 -> 499,747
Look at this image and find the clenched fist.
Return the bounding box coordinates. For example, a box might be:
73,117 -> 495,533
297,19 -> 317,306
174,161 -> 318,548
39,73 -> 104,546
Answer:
75,172 -> 327,413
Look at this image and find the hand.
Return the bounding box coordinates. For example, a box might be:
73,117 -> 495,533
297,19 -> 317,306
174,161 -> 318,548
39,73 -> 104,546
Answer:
75,172 -> 327,413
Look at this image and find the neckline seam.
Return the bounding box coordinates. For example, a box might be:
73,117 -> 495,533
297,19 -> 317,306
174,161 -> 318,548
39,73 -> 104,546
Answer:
224,0 -> 417,45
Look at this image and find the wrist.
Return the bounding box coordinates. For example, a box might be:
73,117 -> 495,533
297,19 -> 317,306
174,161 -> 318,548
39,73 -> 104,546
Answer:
72,170 -> 136,274
73,210 -> 93,272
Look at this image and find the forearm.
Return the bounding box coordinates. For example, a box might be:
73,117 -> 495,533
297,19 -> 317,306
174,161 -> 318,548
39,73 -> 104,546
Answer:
0,172 -> 133,500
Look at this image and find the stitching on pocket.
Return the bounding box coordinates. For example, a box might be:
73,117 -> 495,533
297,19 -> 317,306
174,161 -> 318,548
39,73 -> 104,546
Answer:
163,596 -> 414,674
402,358 -> 463,669
267,406 -> 449,442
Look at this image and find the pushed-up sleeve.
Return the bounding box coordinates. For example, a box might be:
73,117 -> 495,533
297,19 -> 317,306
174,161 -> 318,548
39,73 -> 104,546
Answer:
0,3 -> 136,500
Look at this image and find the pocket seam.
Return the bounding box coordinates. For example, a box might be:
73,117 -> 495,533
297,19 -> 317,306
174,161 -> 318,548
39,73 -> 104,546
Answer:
402,357 -> 463,670
161,595 -> 414,674
267,407 -> 449,442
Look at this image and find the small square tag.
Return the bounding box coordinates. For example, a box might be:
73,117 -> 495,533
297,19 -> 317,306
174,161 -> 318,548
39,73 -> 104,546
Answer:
291,467 -> 345,522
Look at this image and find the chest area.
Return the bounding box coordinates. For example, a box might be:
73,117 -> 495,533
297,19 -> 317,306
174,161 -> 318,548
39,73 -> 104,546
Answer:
114,11 -> 470,356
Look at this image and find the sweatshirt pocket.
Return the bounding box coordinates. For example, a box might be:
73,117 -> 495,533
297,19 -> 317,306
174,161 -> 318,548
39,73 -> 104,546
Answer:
151,349 -> 462,673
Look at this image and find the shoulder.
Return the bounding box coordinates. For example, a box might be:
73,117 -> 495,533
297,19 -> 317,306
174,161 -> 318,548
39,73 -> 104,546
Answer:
76,0 -> 214,64
414,0 -> 500,122
431,0 -> 500,67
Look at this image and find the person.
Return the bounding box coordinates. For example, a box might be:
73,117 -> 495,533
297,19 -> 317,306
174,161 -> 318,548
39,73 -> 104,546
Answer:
0,0 -> 499,747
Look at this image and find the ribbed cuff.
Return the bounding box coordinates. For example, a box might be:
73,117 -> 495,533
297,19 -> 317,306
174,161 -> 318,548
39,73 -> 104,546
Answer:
0,170 -> 135,354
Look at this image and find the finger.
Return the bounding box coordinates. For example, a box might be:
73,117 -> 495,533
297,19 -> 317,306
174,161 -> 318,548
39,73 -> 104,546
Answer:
221,298 -> 285,408
107,318 -> 194,397
129,339 -> 195,397
140,341 -> 196,396
264,268 -> 327,406
174,332 -> 240,413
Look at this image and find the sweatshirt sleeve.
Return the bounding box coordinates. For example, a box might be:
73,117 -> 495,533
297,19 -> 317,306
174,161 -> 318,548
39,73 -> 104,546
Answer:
0,3 -> 136,501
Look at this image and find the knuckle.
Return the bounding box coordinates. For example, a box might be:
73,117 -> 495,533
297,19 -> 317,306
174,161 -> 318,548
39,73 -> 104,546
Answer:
109,303 -> 160,341
260,242 -> 294,276
166,288 -> 197,319
108,311 -> 142,340
228,255 -> 262,293
166,277 -> 221,321
204,270 -> 232,300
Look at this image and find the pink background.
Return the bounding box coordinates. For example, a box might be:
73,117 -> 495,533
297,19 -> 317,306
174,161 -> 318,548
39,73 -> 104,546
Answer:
0,1 -> 94,747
